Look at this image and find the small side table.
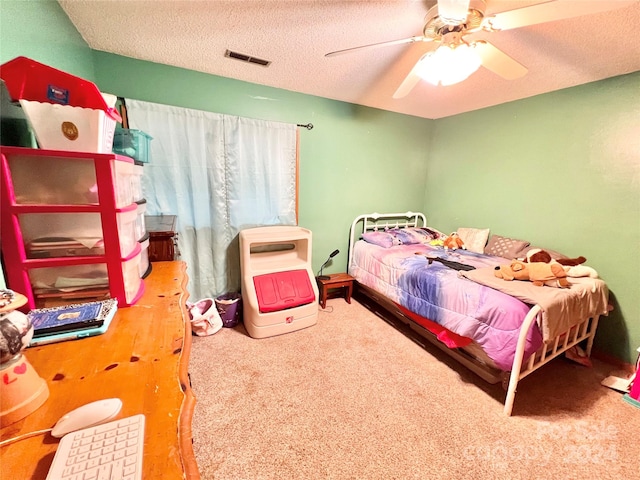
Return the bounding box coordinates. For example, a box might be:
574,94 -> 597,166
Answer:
317,273 -> 355,309
145,215 -> 179,262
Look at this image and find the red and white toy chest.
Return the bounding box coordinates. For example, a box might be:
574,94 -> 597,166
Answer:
239,226 -> 318,339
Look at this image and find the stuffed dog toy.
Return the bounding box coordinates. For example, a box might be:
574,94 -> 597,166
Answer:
524,248 -> 598,278
525,248 -> 586,267
495,260 -> 570,288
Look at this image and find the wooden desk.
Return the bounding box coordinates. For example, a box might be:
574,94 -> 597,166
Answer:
0,261 -> 199,479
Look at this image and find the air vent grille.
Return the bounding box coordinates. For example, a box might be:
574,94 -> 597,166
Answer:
225,50 -> 271,67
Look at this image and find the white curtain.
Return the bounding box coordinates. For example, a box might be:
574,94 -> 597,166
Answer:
125,99 -> 297,300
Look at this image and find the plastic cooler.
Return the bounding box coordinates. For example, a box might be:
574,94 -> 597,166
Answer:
0,56 -> 121,153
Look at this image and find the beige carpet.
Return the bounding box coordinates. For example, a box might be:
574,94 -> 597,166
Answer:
190,298 -> 638,480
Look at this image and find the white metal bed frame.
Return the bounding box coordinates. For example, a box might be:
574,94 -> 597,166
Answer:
348,211 -> 601,416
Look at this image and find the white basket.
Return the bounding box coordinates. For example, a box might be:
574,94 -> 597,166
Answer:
19,100 -> 117,153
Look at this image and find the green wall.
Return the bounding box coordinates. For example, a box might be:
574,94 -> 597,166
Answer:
426,72 -> 640,362
0,0 -> 95,80
91,53 -> 432,272
1,0 -> 638,364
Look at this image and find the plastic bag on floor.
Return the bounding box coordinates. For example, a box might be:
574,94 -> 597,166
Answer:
187,298 -> 223,336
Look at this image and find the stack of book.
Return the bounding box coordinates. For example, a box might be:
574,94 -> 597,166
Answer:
27,299 -> 118,346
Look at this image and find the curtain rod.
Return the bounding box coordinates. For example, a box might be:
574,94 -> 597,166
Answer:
297,123 -> 314,130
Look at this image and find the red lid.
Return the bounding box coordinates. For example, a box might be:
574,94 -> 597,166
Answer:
0,56 -> 121,122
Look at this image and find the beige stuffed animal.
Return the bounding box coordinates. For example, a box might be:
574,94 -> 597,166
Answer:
495,260 -> 570,288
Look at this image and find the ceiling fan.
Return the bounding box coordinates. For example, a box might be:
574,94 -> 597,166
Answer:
325,0 -> 636,98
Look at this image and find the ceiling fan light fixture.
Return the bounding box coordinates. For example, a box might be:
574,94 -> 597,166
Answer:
437,0 -> 471,25
416,43 -> 481,86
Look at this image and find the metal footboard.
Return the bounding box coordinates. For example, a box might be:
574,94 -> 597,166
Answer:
503,306 -> 600,415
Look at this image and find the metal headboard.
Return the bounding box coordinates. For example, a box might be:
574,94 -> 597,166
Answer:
347,211 -> 427,272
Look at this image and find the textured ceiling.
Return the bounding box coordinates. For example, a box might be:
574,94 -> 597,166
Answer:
58,0 -> 640,119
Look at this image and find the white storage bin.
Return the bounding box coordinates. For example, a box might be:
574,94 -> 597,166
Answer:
19,100 -> 117,153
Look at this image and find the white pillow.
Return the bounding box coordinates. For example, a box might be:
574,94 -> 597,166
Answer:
456,227 -> 490,254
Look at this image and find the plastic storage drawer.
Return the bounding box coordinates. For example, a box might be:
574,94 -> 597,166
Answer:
135,199 -> 147,241
18,206 -> 139,259
28,263 -> 110,301
6,151 -> 135,208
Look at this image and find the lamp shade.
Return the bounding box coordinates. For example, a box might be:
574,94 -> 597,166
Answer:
415,43 -> 482,86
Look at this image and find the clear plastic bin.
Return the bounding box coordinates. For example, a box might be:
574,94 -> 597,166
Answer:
19,207 -> 139,259
8,154 -> 99,205
112,129 -> 152,163
7,152 -> 135,208
20,213 -> 104,259
29,263 -> 110,296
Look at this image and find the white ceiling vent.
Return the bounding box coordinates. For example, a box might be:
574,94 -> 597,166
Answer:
224,50 -> 271,67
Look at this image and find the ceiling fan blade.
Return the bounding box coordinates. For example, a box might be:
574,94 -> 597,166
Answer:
392,65 -> 422,99
474,41 -> 528,80
392,43 -> 439,98
486,0 -> 638,31
325,36 -> 428,57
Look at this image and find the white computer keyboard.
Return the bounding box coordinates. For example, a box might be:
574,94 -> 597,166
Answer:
46,414 -> 145,480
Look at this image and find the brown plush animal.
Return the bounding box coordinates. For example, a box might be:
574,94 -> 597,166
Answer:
494,260 -> 570,288
525,248 -> 586,267
443,232 -> 465,251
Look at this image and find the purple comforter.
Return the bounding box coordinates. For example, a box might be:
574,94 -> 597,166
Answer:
349,240 -> 543,371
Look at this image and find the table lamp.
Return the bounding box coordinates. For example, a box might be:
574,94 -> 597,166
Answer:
0,289 -> 49,427
317,249 -> 340,281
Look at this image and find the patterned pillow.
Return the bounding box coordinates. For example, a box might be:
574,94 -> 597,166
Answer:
362,227 -> 443,248
484,235 -> 531,259
394,227 -> 444,244
361,230 -> 401,248
456,227 -> 490,254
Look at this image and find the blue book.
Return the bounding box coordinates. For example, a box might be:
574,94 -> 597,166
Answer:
28,299 -> 118,346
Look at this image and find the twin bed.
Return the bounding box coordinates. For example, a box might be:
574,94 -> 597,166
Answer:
347,212 -> 609,415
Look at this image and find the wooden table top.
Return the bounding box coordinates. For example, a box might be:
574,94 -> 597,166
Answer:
0,261 -> 199,479
316,273 -> 354,286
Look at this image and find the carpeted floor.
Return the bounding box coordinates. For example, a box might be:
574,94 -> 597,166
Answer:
189,298 -> 638,480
